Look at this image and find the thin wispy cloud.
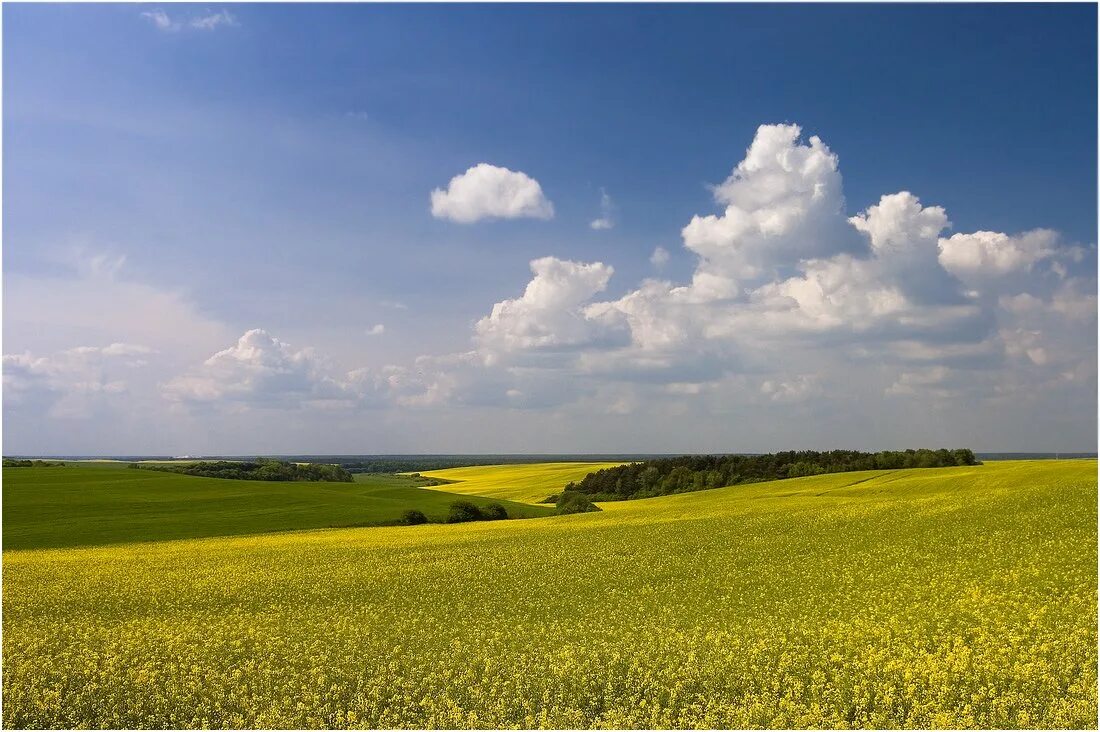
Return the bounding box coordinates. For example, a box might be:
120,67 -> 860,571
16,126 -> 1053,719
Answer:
141,8 -> 238,32
590,188 -> 616,230
650,246 -> 670,269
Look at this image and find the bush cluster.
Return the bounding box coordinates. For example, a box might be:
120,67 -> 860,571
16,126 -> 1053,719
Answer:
446,501 -> 509,524
555,491 -> 602,515
566,449 -> 980,501
400,510 -> 428,525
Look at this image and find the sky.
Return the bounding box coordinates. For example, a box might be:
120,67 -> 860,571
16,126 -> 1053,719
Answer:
3,3 -> 1097,455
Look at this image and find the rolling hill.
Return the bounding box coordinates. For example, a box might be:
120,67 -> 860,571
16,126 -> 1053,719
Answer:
4,460 -> 1095,728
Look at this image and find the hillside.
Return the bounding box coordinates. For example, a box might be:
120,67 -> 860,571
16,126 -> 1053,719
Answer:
2,464 -> 553,550
417,461 -> 625,503
4,460 -> 1095,728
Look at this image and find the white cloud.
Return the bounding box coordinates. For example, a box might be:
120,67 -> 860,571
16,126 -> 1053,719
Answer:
680,123 -> 859,292
650,246 -> 670,269
886,366 -> 955,398
163,329 -> 354,409
590,188 -> 615,230
7,123 -> 1094,452
189,10 -> 237,30
420,122 -> 1093,415
430,163 -> 554,223
142,8 -> 237,32
761,375 -> 821,404
939,229 -> 1059,280
4,343 -> 154,418
141,9 -> 177,31
475,256 -> 618,361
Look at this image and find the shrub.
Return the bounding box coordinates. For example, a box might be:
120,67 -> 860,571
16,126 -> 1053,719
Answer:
401,510 -> 428,526
556,491 -> 601,515
482,504 -> 508,521
447,501 -> 484,524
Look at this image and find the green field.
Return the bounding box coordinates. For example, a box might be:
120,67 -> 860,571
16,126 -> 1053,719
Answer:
2,464 -> 553,550
3,459 -> 1095,728
417,461 -> 626,503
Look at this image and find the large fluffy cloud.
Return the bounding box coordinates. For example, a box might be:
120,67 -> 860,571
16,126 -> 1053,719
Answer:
424,123 -> 1094,412
147,124 -> 1098,424
938,229 -> 1062,281
430,164 -> 554,223
9,123 -> 1092,453
680,124 -> 860,295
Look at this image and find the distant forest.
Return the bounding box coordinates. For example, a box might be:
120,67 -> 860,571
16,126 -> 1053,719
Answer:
562,449 -> 980,501
135,459 -> 354,483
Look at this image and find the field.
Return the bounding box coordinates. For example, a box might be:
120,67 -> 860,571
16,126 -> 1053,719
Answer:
2,460 -> 1096,728
2,464 -> 553,550
417,461 -> 625,503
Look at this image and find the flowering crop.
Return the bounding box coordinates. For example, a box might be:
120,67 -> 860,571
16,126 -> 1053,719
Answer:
417,462 -> 626,503
3,460 -> 1095,728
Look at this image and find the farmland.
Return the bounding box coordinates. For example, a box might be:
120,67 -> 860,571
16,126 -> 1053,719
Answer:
417,461 -> 626,503
2,459 -> 1095,728
2,463 -> 553,550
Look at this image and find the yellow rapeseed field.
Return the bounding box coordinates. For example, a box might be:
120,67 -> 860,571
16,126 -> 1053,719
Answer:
417,461 -> 625,503
3,460 -> 1096,728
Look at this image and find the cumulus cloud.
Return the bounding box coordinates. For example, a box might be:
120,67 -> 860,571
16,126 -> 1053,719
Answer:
475,257 -> 619,361
365,324 -> 386,336
11,122 -> 1093,452
163,329 -> 355,409
415,122 -> 1094,415
680,123 -> 860,294
430,164 -> 554,223
590,188 -> 615,230
938,229 -> 1059,280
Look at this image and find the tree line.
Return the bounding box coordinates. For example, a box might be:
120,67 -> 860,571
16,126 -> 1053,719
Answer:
3,459 -> 64,468
134,459 -> 354,483
562,449 -> 979,501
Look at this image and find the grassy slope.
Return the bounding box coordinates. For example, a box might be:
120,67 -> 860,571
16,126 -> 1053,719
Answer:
417,461 -> 625,503
2,464 -> 552,550
4,460 -> 1096,728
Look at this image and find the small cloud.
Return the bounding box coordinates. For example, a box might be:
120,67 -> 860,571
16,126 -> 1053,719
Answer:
141,9 -> 178,31
54,246 -> 127,280
142,8 -> 237,32
589,188 -> 616,230
761,375 -> 821,404
189,10 -> 238,30
379,300 -> 408,310
345,111 -> 371,121
430,164 -> 554,223
366,324 -> 386,337
650,246 -> 670,269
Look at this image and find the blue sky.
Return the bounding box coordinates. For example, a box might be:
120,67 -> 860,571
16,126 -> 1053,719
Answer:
4,4 -> 1096,455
